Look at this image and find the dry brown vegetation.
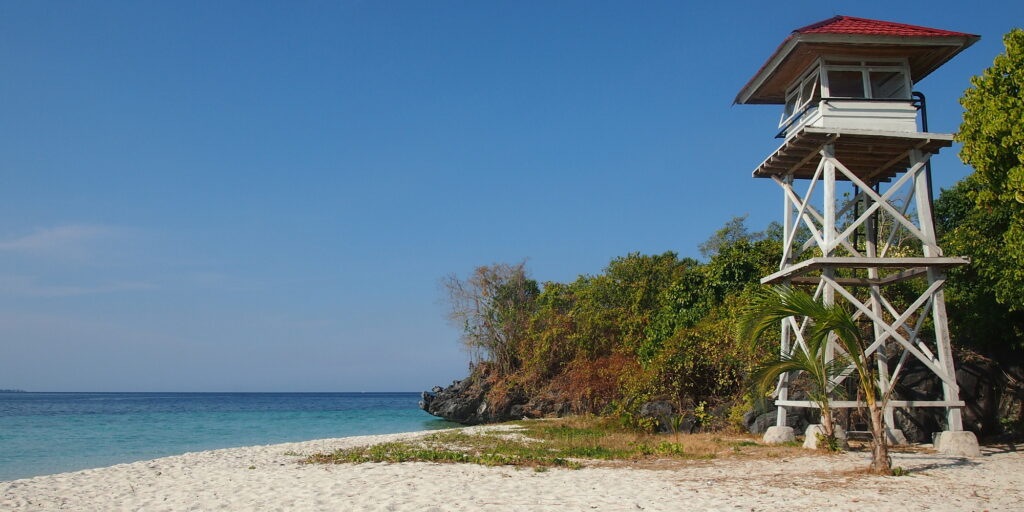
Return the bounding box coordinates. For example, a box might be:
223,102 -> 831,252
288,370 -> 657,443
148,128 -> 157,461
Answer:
305,416 -> 816,471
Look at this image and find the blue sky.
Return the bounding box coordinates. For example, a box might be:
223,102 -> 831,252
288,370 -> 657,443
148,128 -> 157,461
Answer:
1,1 -> 1019,391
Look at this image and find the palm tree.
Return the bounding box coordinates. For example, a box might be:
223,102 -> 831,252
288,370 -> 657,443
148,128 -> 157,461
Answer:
740,287 -> 847,449
741,286 -> 893,474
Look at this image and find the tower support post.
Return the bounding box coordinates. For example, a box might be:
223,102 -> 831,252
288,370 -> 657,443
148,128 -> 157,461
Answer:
758,136 -> 974,454
910,149 -> 966,435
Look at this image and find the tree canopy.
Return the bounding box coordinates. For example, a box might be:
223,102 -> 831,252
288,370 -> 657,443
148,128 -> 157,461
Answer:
443,216 -> 781,428
953,28 -> 1024,313
938,28 -> 1024,351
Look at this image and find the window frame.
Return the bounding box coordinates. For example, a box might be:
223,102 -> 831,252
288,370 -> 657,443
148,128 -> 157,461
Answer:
779,62 -> 823,128
819,57 -> 912,100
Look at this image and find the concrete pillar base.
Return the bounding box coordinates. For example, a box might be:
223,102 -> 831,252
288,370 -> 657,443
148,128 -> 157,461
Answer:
934,431 -> 981,457
802,424 -> 849,450
763,426 -> 795,444
886,428 -> 908,446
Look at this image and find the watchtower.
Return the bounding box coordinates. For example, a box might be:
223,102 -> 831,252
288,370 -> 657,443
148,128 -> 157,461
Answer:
735,16 -> 981,455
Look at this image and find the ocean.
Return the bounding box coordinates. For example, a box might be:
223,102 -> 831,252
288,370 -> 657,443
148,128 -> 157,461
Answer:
0,392 -> 458,481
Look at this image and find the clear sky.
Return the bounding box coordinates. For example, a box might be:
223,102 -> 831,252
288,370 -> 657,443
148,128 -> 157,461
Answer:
1,1 -> 1019,392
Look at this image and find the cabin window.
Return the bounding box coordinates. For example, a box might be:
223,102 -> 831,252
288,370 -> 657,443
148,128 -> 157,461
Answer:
779,66 -> 821,127
821,59 -> 910,100
826,70 -> 865,97
870,71 -> 909,99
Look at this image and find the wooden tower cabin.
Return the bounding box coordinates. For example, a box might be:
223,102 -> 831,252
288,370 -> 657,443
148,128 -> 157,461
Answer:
735,16 -> 982,456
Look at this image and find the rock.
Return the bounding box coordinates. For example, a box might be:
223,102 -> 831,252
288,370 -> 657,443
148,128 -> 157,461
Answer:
419,364 -> 537,424
892,406 -> 941,444
419,372 -> 492,424
763,426 -> 795,444
742,349 -> 1023,444
748,409 -> 812,436
802,424 -> 849,450
638,401 -> 675,432
892,349 -> 1020,442
742,408 -> 759,427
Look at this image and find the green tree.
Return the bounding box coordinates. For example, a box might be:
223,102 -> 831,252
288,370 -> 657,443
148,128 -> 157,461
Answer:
936,180 -> 1024,350
739,288 -> 849,449
740,287 -> 895,474
954,28 -> 1024,313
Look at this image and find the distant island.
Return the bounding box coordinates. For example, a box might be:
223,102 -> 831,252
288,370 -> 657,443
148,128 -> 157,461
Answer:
0,389 -> 27,393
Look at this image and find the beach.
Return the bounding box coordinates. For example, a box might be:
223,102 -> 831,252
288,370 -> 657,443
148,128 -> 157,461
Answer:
2,425 -> 1022,511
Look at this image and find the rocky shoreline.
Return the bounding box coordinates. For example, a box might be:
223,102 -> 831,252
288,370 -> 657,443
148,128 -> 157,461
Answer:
421,352 -> 1023,442
418,366 -> 573,425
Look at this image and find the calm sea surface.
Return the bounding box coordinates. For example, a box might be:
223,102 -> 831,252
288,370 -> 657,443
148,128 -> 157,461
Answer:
0,392 -> 457,481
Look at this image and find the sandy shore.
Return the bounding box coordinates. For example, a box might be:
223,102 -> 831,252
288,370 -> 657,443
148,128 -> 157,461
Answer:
2,425 -> 1022,511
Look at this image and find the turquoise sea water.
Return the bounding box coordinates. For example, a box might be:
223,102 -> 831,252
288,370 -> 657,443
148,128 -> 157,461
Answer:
0,392 -> 457,481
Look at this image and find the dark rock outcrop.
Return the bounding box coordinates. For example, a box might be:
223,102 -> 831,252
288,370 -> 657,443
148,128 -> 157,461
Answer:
891,350 -> 1021,442
419,372 -> 495,424
638,400 -> 676,433
742,350 -> 1024,442
747,409 -> 814,435
420,365 -> 563,424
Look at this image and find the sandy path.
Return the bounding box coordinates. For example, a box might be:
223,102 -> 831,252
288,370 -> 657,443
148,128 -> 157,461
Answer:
2,426 -> 1021,511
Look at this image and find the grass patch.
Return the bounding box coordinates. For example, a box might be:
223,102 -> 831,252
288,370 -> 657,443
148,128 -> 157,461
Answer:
304,416 -> 811,470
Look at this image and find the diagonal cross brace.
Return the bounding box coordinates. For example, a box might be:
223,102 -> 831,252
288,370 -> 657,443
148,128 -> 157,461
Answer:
820,275 -> 957,389
825,155 -> 941,254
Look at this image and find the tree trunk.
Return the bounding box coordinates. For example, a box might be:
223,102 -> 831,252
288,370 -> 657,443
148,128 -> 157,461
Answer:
821,408 -> 835,438
867,404 -> 892,475
819,408 -> 838,449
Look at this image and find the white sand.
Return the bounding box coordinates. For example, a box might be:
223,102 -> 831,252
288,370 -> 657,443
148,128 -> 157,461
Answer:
2,425 -> 1022,511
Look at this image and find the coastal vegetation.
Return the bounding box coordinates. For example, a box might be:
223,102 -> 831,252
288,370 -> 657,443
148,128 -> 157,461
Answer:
440,216 -> 782,430
942,28 -> 1024,353
305,417 -> 804,470
423,28 -> 1024,450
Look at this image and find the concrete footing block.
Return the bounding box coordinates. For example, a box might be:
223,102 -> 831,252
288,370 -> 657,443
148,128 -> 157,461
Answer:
802,424 -> 849,450
886,428 -> 908,446
934,431 -> 981,457
763,426 -> 795,444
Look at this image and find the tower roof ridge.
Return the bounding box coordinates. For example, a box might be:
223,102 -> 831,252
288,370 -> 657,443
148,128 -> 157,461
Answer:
792,15 -> 976,38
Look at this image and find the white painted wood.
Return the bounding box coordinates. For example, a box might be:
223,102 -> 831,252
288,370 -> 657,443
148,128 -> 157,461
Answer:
773,174 -> 862,266
862,279 -> 945,356
821,275 -> 958,389
822,145 -> 837,363
775,400 -> 965,409
776,173 -> 794,428
760,256 -> 969,284
829,156 -> 940,254
758,93 -> 969,434
880,185 -> 918,258
828,162 -> 923,254
818,101 -> 919,132
909,148 -> 964,431
801,126 -> 954,141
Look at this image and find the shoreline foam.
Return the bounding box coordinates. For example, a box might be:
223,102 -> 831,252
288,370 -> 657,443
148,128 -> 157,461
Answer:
2,426 -> 1022,511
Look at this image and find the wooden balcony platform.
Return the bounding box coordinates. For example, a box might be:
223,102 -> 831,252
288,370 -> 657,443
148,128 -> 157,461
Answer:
753,127 -> 954,183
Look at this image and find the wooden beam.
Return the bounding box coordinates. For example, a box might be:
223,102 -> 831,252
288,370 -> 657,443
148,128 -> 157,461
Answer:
760,256 -> 969,284
775,400 -> 965,409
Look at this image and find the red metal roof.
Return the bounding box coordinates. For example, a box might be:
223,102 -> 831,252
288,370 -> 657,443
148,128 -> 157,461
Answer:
793,16 -> 975,38
735,16 -> 979,104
